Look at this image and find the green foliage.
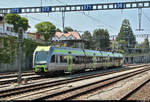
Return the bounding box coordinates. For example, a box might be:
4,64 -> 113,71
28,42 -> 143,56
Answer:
82,31 -> 92,49
0,36 -> 17,63
117,49 -> 125,53
22,39 -> 44,58
35,21 -> 56,43
141,37 -> 149,49
0,36 -> 44,64
4,14 -> 29,33
64,26 -> 73,33
135,41 -> 142,48
118,40 -> 128,51
116,19 -> 136,51
93,28 -> 110,51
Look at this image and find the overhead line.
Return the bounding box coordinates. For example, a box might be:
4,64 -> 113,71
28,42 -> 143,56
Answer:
143,11 -> 150,24
81,12 -> 119,31
54,0 -> 119,32
55,0 -> 67,5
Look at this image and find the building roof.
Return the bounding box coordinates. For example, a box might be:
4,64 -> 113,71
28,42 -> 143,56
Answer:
55,32 -> 81,40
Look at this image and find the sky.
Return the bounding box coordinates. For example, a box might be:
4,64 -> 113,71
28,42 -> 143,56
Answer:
0,0 -> 150,43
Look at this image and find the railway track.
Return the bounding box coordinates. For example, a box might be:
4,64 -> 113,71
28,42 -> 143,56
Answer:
0,70 -> 33,76
120,77 -> 150,100
0,64 -> 145,86
0,74 -> 42,85
0,72 -> 34,79
0,64 -> 149,100
39,66 -> 150,100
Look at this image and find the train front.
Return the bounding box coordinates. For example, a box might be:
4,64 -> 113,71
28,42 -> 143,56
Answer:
33,46 -> 50,74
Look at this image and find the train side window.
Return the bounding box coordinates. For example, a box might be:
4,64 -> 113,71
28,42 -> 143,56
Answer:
84,56 -> 88,63
60,56 -> 67,63
73,56 -> 75,63
75,56 -> 78,64
89,57 -> 92,63
64,56 -> 67,63
51,55 -> 55,63
78,56 -> 81,64
82,56 -> 84,63
60,56 -> 63,63
56,55 -> 59,63
97,57 -> 100,63
102,57 -> 105,62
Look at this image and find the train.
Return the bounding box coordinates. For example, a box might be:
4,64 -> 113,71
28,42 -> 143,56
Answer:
33,46 -> 124,75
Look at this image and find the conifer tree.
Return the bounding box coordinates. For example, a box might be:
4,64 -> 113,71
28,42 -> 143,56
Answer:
117,19 -> 136,51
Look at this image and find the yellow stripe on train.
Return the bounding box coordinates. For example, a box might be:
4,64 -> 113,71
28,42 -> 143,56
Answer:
35,46 -> 51,52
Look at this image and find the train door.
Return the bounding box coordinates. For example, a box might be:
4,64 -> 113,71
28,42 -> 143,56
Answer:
67,53 -> 73,72
93,54 -> 96,70
107,55 -> 110,68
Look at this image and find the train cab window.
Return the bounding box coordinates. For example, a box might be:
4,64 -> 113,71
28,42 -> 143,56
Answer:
51,55 -> 55,63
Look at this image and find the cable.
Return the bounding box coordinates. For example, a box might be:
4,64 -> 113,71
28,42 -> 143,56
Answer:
54,0 -> 119,32
143,11 -> 150,24
23,15 -> 44,22
81,11 -> 119,32
55,0 -> 67,5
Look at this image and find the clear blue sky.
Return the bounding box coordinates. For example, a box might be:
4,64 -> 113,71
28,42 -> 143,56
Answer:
0,0 -> 150,43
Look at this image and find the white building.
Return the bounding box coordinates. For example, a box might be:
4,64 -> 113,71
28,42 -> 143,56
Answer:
0,16 -> 27,38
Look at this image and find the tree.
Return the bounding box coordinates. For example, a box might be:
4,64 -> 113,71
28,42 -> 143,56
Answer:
116,19 -> 136,51
141,37 -> 149,49
93,28 -> 110,51
82,31 -> 92,49
35,21 -> 56,44
141,37 -> 149,53
4,14 -> 29,33
64,26 -> 73,33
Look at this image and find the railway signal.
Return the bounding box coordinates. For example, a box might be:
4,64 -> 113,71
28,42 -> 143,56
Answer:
17,27 -> 24,85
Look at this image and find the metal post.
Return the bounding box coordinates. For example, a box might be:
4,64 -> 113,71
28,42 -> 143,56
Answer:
136,8 -> 144,31
41,0 -> 42,7
2,14 -> 5,34
62,11 -> 65,32
138,8 -> 142,30
17,27 -> 24,85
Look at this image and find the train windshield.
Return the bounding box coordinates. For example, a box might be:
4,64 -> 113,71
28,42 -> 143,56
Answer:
34,51 -> 48,64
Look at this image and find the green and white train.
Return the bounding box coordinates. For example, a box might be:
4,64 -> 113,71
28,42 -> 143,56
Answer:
33,46 -> 124,74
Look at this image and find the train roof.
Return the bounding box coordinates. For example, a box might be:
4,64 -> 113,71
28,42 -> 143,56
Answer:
34,46 -> 123,58
52,46 -> 85,56
51,46 -> 123,58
